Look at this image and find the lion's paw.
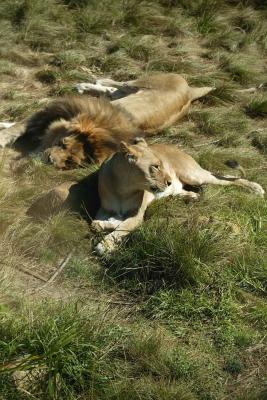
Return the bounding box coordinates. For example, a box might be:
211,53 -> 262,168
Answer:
91,220 -> 105,232
250,182 -> 265,197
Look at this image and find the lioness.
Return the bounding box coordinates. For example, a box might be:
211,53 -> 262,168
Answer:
92,138 -> 264,255
15,73 -> 213,169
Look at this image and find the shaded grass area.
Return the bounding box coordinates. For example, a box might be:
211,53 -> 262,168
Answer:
105,191 -> 267,295
0,0 -> 267,399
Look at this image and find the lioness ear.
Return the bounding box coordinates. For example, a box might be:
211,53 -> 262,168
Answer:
120,141 -> 138,164
133,137 -> 148,147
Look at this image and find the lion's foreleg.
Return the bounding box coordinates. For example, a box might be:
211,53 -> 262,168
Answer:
96,78 -> 136,89
75,79 -> 139,97
75,82 -> 118,96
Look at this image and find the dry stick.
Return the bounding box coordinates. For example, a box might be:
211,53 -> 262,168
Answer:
16,387 -> 38,400
44,252 -> 73,286
81,296 -> 134,306
34,252 -> 73,292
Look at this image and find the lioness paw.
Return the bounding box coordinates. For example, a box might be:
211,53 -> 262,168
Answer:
95,238 -> 116,256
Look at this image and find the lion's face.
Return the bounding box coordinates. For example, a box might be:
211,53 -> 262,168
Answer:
120,138 -> 172,193
45,135 -> 93,169
43,119 -> 96,169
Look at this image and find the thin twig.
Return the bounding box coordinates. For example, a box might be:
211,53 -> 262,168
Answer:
45,252 -> 73,286
17,266 -> 47,283
86,297 -> 134,306
16,387 -> 38,400
193,139 -> 221,147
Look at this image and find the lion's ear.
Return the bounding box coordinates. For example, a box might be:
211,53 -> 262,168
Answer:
133,137 -> 147,147
48,119 -> 71,133
120,141 -> 138,164
120,141 -> 131,153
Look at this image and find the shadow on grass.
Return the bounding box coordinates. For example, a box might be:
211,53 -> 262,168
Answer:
26,170 -> 100,222
102,218 -> 227,294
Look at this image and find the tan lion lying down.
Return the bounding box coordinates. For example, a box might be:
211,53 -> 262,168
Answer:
92,138 -> 264,255
15,73 -> 213,168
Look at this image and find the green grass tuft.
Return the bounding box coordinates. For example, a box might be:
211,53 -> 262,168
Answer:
35,69 -> 58,84
246,98 -> 267,118
0,301 -> 126,400
220,57 -> 254,84
250,131 -> 267,154
201,85 -> 238,106
189,107 -> 248,137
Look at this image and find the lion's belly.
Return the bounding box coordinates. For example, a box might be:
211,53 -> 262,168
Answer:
114,90 -> 190,132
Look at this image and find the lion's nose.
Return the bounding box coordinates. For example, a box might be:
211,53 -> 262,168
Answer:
48,154 -> 54,163
166,180 -> 172,186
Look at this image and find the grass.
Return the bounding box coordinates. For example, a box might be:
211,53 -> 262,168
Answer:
200,85 -> 238,106
250,131 -> 267,155
246,97 -> 267,118
104,218 -> 232,293
189,106 -> 249,147
0,0 -> 267,399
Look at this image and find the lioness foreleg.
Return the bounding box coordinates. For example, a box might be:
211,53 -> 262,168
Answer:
95,192 -> 152,256
91,208 -> 122,232
95,210 -> 145,256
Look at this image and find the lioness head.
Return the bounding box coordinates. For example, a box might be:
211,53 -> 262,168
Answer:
120,138 -> 172,193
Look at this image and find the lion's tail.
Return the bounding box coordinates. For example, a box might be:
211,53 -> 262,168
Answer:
189,86 -> 215,101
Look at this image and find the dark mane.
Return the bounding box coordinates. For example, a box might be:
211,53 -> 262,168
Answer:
14,95 -> 139,154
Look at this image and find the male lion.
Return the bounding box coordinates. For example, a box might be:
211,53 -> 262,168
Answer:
92,138 -> 264,255
15,73 -> 213,169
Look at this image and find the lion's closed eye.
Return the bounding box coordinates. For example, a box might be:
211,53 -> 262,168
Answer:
150,164 -> 161,172
60,142 -> 67,150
